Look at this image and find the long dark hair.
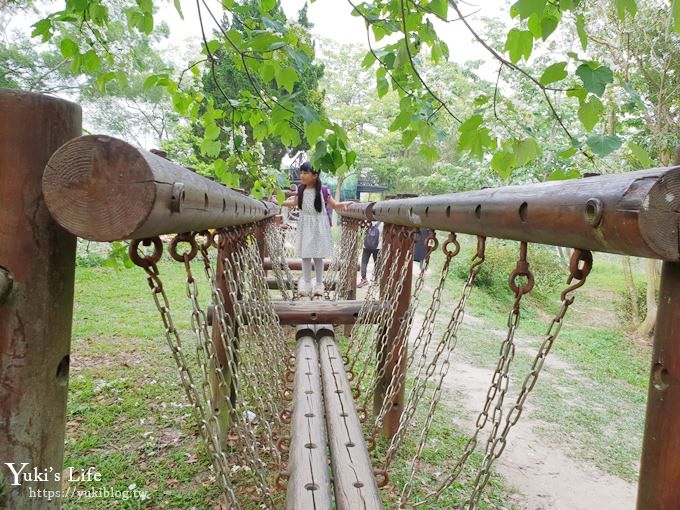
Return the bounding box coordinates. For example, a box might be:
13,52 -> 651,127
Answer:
298,161 -> 323,213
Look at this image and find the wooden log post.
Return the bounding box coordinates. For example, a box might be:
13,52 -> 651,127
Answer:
373,224 -> 413,439
286,329 -> 332,510
637,261 -> 680,509
210,232 -> 239,447
0,90 -> 81,508
265,300 -> 387,325
317,328 -> 383,510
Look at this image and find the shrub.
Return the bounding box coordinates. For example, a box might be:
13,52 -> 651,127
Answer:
452,239 -> 566,305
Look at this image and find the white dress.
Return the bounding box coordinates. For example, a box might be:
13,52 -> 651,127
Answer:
295,188 -> 333,258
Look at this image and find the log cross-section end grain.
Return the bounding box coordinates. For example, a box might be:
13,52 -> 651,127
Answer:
639,166 -> 680,262
43,135 -> 156,241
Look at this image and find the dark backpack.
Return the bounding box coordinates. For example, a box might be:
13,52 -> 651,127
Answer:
365,224 -> 380,250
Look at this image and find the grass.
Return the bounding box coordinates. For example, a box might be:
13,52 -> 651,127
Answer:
421,236 -> 649,483
61,236 -> 651,508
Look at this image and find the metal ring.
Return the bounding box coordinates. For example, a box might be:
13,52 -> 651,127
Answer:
275,472 -> 288,491
129,237 -> 163,268
374,469 -> 389,488
509,269 -> 535,296
195,230 -> 214,250
169,233 -> 198,262
442,234 -> 461,257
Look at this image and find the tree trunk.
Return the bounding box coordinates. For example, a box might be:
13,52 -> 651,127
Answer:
622,256 -> 640,324
334,173 -> 345,226
636,258 -> 660,337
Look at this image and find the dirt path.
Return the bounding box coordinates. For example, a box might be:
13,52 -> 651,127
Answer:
443,360 -> 637,510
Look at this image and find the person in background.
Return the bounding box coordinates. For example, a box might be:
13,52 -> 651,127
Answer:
413,227 -> 431,271
279,162 -> 350,297
357,220 -> 383,288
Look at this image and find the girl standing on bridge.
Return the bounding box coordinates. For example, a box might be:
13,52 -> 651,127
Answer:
280,162 -> 350,297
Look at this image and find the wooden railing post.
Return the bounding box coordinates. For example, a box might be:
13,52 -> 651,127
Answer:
374,224 -> 413,438
637,261 -> 680,509
0,90 -> 81,508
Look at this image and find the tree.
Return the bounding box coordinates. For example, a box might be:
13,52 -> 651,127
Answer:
196,1 -> 326,189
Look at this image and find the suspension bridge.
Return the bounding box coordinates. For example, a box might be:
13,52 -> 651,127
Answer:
1,90 -> 680,509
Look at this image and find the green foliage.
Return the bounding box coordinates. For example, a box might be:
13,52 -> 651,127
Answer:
575,62 -> 614,97
453,240 -> 564,305
613,281 -> 647,328
504,28 -> 534,63
539,62 -> 568,85
586,134 -> 623,156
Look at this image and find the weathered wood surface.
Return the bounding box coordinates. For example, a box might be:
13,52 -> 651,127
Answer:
339,167 -> 680,261
266,278 -> 337,291
374,225 -> 413,438
637,261 -> 680,509
286,330 -> 332,510
42,135 -> 278,241
253,300 -> 387,325
0,89 -> 82,509
318,329 -> 383,510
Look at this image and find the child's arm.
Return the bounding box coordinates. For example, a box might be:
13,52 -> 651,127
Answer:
278,195 -> 298,207
327,196 -> 351,211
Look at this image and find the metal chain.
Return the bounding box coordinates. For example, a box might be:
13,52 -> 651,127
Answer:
263,221 -> 296,301
417,247 -> 592,509
373,231 -> 450,439
128,238 -> 240,509
382,235 -> 476,471
398,238 -> 485,504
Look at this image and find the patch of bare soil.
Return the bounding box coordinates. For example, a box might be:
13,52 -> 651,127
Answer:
439,349 -> 637,510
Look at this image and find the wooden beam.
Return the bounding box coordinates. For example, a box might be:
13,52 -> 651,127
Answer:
317,329 -> 383,510
42,135 -> 278,241
252,300 -> 386,325
637,262 -> 680,509
286,331 -> 332,510
0,89 -> 81,508
339,167 -> 680,261
263,257 -> 331,271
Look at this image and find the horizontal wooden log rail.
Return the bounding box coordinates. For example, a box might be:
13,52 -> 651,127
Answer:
266,278 -> 337,291
42,135 -> 279,241
286,328 -> 332,510
263,257 -> 331,271
256,300 -> 385,325
317,327 -> 383,510
338,167 -> 680,261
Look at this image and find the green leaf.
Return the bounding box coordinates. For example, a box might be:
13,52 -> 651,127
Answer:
547,168 -> 581,180
539,62 -> 568,85
457,115 -> 496,160
253,121 -> 268,141
578,95 -> 604,132
137,0 -> 153,14
205,39 -> 222,55
575,63 -> 613,96
173,0 -> 184,19
361,51 -> 376,68
204,123 -> 221,141
376,68 -> 389,98
304,121 -> 325,145
389,109 -> 412,132
504,29 -> 534,64
566,86 -> 587,101
346,150 -> 357,167
81,50 -> 101,73
428,0 -> 448,20
560,0 -> 577,10
575,15 -> 588,50
402,130 -> 418,148
60,38 -> 79,58
513,138 -> 541,166
673,0 -> 680,34
261,0 -> 276,10
430,41 -> 444,64
512,0 -> 546,19
557,147 -> 577,159
627,141 -> 654,167
31,18 -> 52,42
490,150 -> 516,179
419,144 -> 438,162
275,67 -> 299,93
541,15 -> 559,40
615,0 -> 637,20
586,134 -> 622,156
528,13 -> 542,38
200,139 -> 221,158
